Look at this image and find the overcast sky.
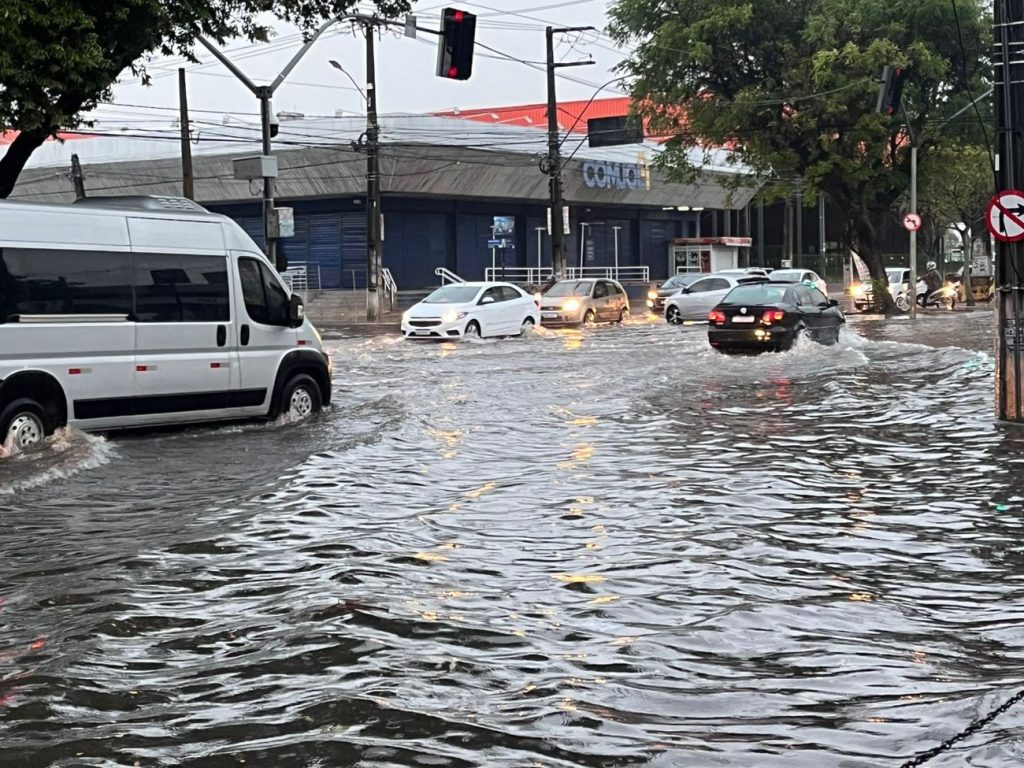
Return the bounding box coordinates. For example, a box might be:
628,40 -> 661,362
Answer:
94,0 -> 630,129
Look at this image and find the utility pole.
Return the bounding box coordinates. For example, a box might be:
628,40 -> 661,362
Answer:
70,154 -> 85,199
364,23 -> 383,321
544,25 -> 594,279
908,143 -> 918,319
178,68 -> 194,200
795,186 -> 803,268
995,0 -> 1024,422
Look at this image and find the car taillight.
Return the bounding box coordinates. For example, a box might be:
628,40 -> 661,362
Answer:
709,310 -> 726,324
761,310 -> 785,325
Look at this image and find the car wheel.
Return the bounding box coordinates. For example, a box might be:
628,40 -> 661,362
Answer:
280,374 -> 322,421
520,317 -> 535,335
617,307 -> 628,323
583,309 -> 596,326
665,305 -> 682,325
895,294 -> 911,312
1,398 -> 49,450
464,320 -> 481,338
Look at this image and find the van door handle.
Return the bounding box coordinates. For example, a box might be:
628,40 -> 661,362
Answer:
216,325 -> 227,347
241,324 -> 251,346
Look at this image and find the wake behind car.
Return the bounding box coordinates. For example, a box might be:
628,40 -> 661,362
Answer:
647,273 -> 705,314
401,282 -> 540,339
539,278 -> 629,326
707,281 -> 845,353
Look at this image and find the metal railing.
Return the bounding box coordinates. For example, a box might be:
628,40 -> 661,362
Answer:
484,267 -> 554,284
566,266 -> 650,282
381,267 -> 398,311
435,267 -> 465,284
281,261 -> 322,301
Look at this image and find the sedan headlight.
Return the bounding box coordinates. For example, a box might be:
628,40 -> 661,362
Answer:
851,284 -> 865,298
563,299 -> 581,312
647,290 -> 658,300
441,309 -> 468,324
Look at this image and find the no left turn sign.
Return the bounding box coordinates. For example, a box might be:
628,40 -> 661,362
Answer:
988,189 -> 1024,243
903,212 -> 922,232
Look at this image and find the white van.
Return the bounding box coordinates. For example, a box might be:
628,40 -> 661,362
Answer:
0,196 -> 332,449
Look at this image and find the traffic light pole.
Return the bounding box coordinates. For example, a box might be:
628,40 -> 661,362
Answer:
544,25 -> 594,280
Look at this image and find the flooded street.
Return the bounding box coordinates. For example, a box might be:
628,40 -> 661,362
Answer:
3,311 -> 1024,767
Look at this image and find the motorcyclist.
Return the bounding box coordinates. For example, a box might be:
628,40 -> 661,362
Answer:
918,261 -> 943,307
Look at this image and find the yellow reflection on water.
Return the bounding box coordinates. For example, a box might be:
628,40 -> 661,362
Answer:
553,573 -> 605,584
465,481 -> 496,499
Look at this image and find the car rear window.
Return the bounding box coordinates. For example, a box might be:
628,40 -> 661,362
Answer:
721,284 -> 790,305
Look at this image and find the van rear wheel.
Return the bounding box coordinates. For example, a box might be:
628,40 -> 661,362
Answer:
1,399 -> 48,450
280,374 -> 322,421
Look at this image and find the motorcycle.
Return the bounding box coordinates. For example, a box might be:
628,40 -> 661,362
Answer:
915,279 -> 959,310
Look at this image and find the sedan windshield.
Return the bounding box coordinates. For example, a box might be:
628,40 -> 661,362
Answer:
721,284 -> 790,305
546,281 -> 593,297
423,285 -> 480,304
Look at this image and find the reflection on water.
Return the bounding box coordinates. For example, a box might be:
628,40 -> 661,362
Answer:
3,312 -> 1022,767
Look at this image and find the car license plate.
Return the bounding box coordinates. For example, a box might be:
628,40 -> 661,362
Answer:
542,312 -> 558,319
732,316 -> 755,324
414,329 -> 432,336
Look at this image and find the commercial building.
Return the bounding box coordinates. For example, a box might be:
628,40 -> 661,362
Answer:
8,100 -> 759,289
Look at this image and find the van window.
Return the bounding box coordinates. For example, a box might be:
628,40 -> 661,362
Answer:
239,257 -> 289,325
0,247 -> 132,321
133,253 -> 230,323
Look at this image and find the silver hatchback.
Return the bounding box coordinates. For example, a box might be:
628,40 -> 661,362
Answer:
539,278 -> 630,326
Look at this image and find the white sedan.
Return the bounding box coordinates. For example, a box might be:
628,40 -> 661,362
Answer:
664,273 -> 767,324
768,268 -> 828,296
401,281 -> 540,339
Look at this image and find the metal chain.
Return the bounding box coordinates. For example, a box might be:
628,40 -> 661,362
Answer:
899,688 -> 1024,767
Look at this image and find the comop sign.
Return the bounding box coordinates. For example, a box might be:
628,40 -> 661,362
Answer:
582,160 -> 647,190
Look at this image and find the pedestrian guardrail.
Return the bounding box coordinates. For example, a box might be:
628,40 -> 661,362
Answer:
566,266 -> 650,282
282,262 -> 322,301
435,267 -> 465,284
484,267 -> 554,284
381,267 -> 398,311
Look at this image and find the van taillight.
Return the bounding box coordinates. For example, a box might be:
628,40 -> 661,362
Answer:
761,310 -> 785,325
709,310 -> 726,324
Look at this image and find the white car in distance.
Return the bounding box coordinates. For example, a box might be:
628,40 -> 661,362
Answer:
401,282 -> 540,340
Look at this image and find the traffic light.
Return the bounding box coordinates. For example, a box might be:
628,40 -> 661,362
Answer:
876,65 -> 908,115
436,8 -> 476,80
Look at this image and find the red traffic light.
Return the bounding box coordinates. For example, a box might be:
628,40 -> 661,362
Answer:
454,10 -> 464,21
448,66 -> 459,78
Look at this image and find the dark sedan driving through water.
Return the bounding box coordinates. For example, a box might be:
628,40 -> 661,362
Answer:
707,281 -> 845,353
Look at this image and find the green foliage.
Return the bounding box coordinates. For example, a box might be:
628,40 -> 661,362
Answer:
609,0 -> 989,257
918,142 -> 994,233
0,0 -> 409,193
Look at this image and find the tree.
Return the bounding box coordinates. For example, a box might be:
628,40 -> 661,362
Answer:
0,0 -> 409,198
918,141 -> 993,305
608,0 -> 989,313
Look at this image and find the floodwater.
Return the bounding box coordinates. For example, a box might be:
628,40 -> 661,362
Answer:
3,311 -> 1023,768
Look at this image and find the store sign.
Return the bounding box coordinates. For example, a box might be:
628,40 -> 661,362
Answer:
583,160 -> 644,190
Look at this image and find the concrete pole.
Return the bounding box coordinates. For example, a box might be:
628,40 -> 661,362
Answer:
909,145 -> 918,320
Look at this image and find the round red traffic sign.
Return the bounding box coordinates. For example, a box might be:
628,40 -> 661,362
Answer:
988,190 -> 1024,243
902,212 -> 922,232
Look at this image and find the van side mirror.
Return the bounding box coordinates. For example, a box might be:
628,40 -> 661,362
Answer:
289,294 -> 305,327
